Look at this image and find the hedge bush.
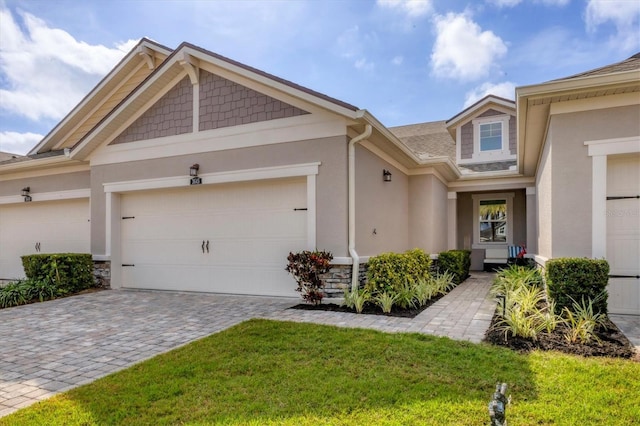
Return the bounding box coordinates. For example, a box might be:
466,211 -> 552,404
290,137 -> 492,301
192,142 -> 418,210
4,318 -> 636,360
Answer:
365,248 -> 431,295
21,253 -> 94,295
546,258 -> 609,315
437,250 -> 471,284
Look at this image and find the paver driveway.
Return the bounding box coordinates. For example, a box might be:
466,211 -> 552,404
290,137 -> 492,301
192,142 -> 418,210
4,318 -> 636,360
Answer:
0,290 -> 295,416
0,274 -> 498,417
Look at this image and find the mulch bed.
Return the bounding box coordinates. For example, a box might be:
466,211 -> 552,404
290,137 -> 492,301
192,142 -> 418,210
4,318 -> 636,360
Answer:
289,293 -> 445,318
484,312 -> 636,359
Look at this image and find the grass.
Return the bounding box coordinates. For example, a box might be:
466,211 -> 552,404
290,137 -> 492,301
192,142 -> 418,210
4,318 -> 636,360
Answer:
2,319 -> 639,425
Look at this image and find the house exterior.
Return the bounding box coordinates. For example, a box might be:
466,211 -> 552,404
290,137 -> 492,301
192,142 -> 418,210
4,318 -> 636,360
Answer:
0,40 -> 638,314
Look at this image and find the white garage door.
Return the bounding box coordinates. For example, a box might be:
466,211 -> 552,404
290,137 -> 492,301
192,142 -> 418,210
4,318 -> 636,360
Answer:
120,178 -> 308,296
606,153 -> 640,315
0,198 -> 90,280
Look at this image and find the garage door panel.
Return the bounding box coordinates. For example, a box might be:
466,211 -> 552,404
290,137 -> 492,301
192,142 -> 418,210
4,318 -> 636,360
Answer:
209,237 -> 307,265
606,154 -> 639,315
121,178 -> 307,296
0,199 -> 90,279
122,239 -> 209,265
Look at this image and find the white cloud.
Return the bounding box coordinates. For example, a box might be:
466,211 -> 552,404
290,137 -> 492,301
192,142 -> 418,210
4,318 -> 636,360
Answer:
487,0 -> 522,7
392,55 -> 404,65
377,0 -> 434,18
0,131 -> 43,155
430,13 -> 508,81
335,26 -> 376,71
487,0 -> 569,7
464,81 -> 516,108
0,8 -> 138,122
586,0 -> 640,51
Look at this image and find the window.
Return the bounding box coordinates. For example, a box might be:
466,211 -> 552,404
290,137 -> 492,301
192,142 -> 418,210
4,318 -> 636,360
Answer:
472,193 -> 514,247
479,122 -> 502,152
461,115 -> 514,163
479,199 -> 507,242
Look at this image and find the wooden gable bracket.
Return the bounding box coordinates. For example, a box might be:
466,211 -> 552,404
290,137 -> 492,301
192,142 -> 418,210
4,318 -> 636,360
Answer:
178,52 -> 200,85
136,46 -> 156,70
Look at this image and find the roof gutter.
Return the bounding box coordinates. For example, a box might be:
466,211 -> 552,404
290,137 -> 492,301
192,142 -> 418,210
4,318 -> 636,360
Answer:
348,123 -> 372,291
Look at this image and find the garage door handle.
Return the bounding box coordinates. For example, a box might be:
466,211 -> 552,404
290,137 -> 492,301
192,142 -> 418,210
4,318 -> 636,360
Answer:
206,240 -> 210,253
609,275 -> 640,279
202,240 -> 205,253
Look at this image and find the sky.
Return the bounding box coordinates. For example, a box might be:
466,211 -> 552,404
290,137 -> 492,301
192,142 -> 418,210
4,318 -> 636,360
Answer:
0,0 -> 639,156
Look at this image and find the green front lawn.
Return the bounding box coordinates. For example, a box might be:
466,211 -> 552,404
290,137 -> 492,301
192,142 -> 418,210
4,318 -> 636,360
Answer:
2,319 -> 638,425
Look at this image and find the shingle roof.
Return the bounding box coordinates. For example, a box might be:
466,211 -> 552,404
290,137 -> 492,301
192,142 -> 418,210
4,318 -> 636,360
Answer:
0,150 -> 64,165
0,151 -> 23,162
388,120 -> 455,160
553,52 -> 640,81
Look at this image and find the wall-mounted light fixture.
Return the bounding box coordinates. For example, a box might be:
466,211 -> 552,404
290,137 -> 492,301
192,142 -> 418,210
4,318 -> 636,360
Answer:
383,169 -> 392,182
189,164 -> 202,185
21,187 -> 32,202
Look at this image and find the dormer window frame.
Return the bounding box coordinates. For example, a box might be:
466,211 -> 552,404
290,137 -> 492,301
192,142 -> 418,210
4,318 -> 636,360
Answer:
470,114 -> 513,162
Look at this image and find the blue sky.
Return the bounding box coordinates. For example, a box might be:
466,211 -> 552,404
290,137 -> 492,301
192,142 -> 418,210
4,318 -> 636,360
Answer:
1,0 -> 639,155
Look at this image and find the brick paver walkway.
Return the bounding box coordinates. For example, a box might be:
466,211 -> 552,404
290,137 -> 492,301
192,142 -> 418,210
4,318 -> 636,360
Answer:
0,273 -> 497,417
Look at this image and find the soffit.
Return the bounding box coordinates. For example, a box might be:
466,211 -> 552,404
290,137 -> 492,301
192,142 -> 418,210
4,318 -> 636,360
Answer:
29,39 -> 172,156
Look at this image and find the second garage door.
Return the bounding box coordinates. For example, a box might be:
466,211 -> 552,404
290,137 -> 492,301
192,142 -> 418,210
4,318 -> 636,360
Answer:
0,198 -> 90,280
120,178 -> 308,296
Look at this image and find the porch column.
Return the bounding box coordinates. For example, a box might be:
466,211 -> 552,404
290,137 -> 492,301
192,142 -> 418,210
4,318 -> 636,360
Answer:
447,191 -> 457,250
525,187 -> 537,254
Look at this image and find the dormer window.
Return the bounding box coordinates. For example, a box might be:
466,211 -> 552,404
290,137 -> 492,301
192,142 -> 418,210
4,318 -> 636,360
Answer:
479,122 -> 502,151
471,115 -> 513,161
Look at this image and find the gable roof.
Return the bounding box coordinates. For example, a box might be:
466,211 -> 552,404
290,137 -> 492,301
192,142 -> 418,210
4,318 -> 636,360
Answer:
67,41 -> 364,160
29,38 -> 173,155
445,95 -> 516,138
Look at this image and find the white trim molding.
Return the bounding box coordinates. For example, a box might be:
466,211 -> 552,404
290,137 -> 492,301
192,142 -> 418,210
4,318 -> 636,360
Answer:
585,136 -> 640,258
0,188 -> 90,205
464,115 -> 515,163
104,162 -> 321,193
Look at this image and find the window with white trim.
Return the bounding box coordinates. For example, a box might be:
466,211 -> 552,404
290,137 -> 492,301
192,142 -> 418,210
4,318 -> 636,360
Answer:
470,115 -> 514,162
472,193 -> 514,247
479,122 -> 502,152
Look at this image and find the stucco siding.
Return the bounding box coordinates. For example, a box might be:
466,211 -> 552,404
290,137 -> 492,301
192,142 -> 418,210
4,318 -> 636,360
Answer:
91,135 -> 349,257
408,174 -> 448,254
547,104 -> 640,258
0,171 -> 90,197
355,145 -> 409,256
536,126 -> 553,258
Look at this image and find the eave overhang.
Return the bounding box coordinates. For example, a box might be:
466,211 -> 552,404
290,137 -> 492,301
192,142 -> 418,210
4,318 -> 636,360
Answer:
28,38 -> 172,156
517,68 -> 640,177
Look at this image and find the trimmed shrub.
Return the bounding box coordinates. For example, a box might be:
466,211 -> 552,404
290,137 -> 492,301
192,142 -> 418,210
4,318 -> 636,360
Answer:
437,250 -> 471,284
546,258 -> 609,315
21,253 -> 94,295
365,249 -> 432,295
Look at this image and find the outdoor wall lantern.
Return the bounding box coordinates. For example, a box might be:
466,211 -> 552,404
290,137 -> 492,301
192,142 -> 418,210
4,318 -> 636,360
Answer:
21,187 -> 32,202
189,164 -> 202,185
383,169 -> 392,182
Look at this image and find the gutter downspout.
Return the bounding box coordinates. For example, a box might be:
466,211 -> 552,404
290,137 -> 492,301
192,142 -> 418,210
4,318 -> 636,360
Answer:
348,124 -> 372,291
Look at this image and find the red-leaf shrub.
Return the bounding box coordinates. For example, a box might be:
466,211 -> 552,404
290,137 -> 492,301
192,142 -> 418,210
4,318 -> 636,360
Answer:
286,250 -> 333,305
